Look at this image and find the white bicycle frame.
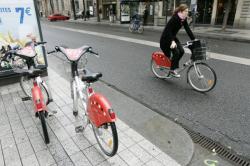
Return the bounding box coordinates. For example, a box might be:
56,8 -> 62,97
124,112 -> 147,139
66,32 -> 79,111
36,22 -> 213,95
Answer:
72,75 -> 88,112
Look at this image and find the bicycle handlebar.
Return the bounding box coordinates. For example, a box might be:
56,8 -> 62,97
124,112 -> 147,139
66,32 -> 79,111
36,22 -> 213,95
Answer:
88,48 -> 99,56
34,41 -> 47,46
182,39 -> 201,47
47,46 -> 99,57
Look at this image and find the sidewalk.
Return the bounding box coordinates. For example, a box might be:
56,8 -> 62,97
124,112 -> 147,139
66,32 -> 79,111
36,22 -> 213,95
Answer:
66,17 -> 250,43
0,67 -> 194,166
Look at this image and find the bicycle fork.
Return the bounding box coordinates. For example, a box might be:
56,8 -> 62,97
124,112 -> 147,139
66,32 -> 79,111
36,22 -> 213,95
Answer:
37,76 -> 53,105
193,63 -> 204,79
72,76 -> 88,115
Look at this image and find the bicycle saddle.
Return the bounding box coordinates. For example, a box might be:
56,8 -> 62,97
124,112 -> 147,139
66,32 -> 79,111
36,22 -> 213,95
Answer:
59,45 -> 90,61
81,69 -> 102,83
16,45 -> 36,58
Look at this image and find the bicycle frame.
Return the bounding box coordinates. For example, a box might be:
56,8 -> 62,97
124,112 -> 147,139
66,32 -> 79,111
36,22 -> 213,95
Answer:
151,51 -> 202,77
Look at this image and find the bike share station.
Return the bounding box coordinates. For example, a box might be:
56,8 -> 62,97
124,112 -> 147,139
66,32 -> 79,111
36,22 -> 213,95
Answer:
0,0 -> 48,84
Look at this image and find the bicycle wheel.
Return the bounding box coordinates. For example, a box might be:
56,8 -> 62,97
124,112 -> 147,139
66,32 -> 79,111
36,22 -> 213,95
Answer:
187,62 -> 217,92
39,111 -> 50,144
138,25 -> 144,33
138,26 -> 144,34
20,75 -> 33,97
92,122 -> 118,157
151,59 -> 170,79
129,24 -> 133,32
40,82 -> 49,105
20,76 -> 49,104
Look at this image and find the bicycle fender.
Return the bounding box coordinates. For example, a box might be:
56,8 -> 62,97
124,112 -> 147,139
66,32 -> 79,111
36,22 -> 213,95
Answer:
32,86 -> 46,112
152,51 -> 171,67
87,93 -> 116,127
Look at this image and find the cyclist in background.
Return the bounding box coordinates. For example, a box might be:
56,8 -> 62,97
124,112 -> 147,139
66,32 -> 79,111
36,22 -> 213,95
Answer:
160,4 -> 195,78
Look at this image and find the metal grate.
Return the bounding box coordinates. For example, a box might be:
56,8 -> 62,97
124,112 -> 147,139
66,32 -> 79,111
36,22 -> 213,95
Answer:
183,126 -> 250,166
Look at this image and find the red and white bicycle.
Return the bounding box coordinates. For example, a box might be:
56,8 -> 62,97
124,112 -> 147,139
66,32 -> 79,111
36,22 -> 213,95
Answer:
48,45 -> 118,156
151,39 -> 217,92
2,42 -> 53,144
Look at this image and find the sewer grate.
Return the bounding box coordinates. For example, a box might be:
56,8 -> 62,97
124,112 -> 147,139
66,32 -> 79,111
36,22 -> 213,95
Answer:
183,126 -> 250,166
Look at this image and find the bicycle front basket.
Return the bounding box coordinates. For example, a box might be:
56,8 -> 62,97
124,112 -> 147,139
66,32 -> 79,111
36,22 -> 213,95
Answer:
190,40 -> 207,61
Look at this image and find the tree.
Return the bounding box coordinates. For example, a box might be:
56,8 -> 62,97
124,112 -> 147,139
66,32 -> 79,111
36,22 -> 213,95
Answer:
44,0 -> 49,16
71,0 -> 77,20
96,0 -> 100,22
165,0 -> 169,23
222,0 -> 232,31
49,0 -> 54,14
83,0 -> 86,21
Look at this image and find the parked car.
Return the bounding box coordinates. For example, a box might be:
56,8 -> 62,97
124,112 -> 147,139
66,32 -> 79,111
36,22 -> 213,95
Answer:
48,14 -> 69,21
76,10 -> 84,19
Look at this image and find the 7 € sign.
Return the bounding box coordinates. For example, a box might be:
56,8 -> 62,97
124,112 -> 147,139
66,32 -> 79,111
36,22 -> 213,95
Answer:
16,7 -> 32,24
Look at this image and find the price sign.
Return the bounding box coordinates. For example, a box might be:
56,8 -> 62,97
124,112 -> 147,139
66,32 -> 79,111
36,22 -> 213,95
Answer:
16,7 -> 32,24
0,0 -> 46,76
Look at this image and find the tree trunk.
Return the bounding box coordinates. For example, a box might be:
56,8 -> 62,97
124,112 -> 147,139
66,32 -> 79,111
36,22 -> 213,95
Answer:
49,0 -> 54,14
96,0 -> 100,22
165,0 -> 168,23
71,0 -> 76,20
44,0 -> 49,16
222,0 -> 232,31
83,0 -> 86,21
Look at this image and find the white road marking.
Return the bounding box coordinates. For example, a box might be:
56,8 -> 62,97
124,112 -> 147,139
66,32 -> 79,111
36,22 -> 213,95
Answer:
48,25 -> 250,66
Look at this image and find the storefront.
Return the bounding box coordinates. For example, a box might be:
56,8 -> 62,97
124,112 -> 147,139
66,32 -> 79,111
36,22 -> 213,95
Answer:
196,0 -> 213,24
120,0 -> 155,25
215,0 -> 237,25
102,0 -> 117,20
196,0 -> 237,25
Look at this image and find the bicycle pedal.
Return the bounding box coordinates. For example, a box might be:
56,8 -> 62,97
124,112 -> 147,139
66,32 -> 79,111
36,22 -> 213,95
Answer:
22,97 -> 31,101
48,111 -> 57,117
75,126 -> 84,133
47,99 -> 53,105
73,111 -> 78,117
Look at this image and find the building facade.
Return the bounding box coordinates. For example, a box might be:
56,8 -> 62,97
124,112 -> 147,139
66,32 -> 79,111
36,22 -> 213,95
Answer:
38,0 -> 250,28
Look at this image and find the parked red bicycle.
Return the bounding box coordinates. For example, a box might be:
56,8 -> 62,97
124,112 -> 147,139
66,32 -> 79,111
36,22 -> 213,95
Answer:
2,42 -> 53,144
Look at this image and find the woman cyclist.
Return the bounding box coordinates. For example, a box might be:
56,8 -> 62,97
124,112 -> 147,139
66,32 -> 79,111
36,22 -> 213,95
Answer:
160,4 -> 195,78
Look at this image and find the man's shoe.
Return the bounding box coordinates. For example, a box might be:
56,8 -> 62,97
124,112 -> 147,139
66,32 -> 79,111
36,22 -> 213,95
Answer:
170,70 -> 181,78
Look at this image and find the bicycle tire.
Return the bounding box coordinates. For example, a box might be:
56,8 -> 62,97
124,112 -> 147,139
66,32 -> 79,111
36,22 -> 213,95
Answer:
138,26 -> 144,34
92,122 -> 118,157
129,24 -> 133,32
187,62 -> 217,92
20,75 -> 33,97
151,59 -> 170,79
39,111 -> 50,144
20,76 -> 49,105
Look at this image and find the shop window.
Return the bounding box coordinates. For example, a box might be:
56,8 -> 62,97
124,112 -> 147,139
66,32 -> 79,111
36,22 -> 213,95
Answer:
215,0 -> 237,25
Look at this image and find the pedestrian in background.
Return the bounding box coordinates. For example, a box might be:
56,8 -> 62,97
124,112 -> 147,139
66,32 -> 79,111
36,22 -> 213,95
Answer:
86,10 -> 90,20
143,7 -> 148,25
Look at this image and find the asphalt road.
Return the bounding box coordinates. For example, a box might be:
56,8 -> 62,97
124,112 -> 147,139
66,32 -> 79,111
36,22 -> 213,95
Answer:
41,21 -> 250,160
